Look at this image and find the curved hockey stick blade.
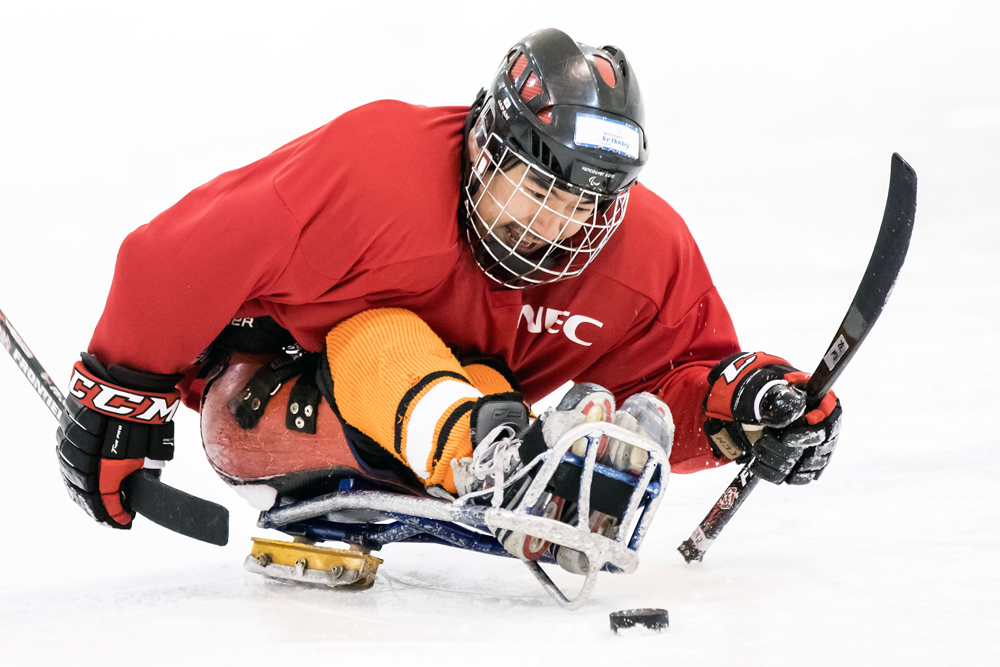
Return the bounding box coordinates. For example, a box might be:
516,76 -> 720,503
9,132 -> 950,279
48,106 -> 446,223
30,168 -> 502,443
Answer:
678,153 -> 918,563
124,470 -> 229,546
805,152 -> 917,402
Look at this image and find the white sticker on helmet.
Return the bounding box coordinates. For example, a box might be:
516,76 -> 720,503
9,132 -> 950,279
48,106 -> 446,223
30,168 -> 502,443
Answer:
574,113 -> 639,159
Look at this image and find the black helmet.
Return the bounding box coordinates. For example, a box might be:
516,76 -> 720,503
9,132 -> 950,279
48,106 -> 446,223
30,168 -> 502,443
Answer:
463,28 -> 649,289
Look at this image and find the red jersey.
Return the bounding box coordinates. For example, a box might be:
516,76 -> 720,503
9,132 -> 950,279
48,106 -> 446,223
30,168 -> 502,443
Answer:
89,100 -> 740,473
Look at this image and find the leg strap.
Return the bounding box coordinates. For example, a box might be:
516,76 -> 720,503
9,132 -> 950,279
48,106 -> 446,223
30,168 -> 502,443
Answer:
227,352 -> 311,430
286,355 -> 321,435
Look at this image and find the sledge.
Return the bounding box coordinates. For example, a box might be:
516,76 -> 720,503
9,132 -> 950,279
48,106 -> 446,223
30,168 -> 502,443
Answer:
201,352 -> 670,610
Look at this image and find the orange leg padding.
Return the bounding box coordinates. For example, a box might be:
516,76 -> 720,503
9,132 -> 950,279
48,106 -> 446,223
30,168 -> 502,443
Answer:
325,309 -> 514,493
461,361 -> 515,396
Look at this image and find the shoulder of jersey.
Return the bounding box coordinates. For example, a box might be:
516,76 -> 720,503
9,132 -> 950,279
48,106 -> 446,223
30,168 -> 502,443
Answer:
343,100 -> 468,233
325,100 -> 468,153
286,100 -> 472,276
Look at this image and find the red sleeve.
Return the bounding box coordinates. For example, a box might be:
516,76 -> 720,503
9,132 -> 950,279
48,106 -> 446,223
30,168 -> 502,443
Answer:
649,290 -> 739,474
88,147 -> 305,375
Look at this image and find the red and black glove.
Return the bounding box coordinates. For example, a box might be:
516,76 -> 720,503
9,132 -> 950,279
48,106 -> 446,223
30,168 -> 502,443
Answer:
56,354 -> 182,527
703,352 -> 841,485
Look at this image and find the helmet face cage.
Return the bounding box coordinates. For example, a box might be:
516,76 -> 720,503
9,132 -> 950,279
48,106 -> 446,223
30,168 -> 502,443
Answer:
464,131 -> 630,289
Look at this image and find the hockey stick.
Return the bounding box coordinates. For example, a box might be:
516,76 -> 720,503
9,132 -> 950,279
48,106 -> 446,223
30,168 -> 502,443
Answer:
0,308 -> 229,546
678,153 -> 917,563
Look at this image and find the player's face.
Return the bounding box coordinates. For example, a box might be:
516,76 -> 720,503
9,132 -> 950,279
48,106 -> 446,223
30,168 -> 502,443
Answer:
466,133 -> 596,256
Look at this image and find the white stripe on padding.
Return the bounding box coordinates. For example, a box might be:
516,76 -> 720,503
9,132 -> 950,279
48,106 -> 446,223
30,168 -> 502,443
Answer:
405,380 -> 483,480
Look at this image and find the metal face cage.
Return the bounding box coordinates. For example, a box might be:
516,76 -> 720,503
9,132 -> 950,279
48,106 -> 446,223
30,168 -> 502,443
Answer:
463,132 -> 630,289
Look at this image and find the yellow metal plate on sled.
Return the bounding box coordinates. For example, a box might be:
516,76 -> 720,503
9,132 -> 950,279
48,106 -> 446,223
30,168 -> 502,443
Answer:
248,537 -> 383,588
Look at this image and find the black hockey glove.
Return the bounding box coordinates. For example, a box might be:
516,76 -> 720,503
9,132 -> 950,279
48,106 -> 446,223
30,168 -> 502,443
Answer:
703,352 -> 841,485
56,353 -> 182,528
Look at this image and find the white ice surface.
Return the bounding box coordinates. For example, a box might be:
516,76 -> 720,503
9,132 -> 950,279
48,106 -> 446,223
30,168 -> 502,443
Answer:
1,2 -> 998,665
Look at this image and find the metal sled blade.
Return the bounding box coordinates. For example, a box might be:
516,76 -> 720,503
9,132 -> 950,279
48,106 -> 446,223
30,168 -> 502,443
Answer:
245,537 -> 382,588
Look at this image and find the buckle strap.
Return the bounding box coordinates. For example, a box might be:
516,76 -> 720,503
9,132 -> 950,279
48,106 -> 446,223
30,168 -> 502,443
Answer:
286,355 -> 321,434
227,352 -> 308,430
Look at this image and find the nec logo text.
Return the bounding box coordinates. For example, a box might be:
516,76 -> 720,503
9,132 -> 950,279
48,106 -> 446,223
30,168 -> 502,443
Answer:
518,305 -> 603,347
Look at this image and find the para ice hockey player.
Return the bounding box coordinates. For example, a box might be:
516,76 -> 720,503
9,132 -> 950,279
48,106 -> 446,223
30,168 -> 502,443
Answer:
55,29 -> 841,562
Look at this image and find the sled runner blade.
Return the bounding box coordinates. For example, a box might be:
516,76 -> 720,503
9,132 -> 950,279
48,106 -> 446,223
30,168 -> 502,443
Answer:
245,537 -> 382,588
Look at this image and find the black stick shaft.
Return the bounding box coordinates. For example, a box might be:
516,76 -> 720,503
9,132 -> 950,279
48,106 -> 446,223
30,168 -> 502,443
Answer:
678,153 -> 917,563
0,307 -> 229,546
678,464 -> 759,562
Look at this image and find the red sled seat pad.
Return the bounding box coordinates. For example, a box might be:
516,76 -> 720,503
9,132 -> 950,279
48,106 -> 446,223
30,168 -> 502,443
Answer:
200,353 -> 357,483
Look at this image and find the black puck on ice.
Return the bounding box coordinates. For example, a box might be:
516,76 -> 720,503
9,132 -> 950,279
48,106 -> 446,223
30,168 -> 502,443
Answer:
609,608 -> 669,634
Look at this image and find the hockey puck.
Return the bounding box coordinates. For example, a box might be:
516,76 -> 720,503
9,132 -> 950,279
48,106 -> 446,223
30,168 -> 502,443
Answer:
609,608 -> 669,634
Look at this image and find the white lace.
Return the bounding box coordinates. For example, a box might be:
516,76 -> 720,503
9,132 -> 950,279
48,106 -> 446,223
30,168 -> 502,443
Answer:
470,424 -> 522,508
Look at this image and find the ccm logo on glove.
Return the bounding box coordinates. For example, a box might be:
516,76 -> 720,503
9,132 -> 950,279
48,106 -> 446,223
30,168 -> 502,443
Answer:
68,361 -> 180,423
